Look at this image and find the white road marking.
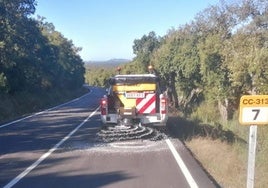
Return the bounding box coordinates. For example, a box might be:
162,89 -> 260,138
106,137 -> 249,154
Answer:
165,139 -> 199,188
0,91 -> 92,129
3,107 -> 99,188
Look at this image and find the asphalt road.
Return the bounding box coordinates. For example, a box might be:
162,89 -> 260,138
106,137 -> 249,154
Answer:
0,87 -> 217,188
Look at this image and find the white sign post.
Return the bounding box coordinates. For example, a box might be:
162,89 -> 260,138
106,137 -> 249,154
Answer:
239,95 -> 268,188
247,125 -> 257,188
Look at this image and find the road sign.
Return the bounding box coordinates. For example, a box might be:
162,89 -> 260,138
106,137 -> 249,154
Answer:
239,95 -> 268,188
239,95 -> 268,125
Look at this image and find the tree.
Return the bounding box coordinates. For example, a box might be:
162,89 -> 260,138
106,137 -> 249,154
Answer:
0,0 -> 37,93
132,31 -> 161,73
37,18 -> 85,90
0,0 -> 85,94
151,32 -> 179,107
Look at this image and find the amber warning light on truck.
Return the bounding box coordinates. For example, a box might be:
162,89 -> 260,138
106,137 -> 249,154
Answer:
239,95 -> 268,125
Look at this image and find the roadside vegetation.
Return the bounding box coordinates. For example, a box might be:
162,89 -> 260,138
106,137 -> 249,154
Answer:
0,1 -> 85,123
84,60 -> 129,87
85,0 -> 268,187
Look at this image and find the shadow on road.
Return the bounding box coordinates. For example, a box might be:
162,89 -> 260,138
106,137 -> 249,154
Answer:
0,103 -> 101,155
15,171 -> 134,188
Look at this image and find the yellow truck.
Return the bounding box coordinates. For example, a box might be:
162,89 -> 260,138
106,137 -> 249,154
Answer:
100,73 -> 168,127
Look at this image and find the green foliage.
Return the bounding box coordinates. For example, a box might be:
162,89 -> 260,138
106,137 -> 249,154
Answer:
119,0 -> 268,120
37,18 -> 85,90
132,31 -> 161,73
0,0 -> 85,121
85,66 -> 115,87
0,88 -> 86,123
150,0 -> 268,119
222,30 -> 268,95
84,32 -> 163,87
0,1 -> 85,95
190,101 -> 220,124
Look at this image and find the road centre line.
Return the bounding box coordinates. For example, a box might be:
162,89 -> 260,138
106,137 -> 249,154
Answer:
0,91 -> 92,129
3,107 -> 99,188
165,139 -> 199,188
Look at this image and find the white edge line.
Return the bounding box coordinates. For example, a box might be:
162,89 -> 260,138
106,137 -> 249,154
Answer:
3,107 -> 99,188
165,139 -> 199,188
0,91 -> 92,129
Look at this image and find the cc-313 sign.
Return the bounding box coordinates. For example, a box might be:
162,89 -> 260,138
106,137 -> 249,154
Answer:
239,95 -> 268,125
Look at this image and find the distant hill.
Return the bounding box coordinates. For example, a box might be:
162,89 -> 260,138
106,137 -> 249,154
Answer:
85,58 -> 131,68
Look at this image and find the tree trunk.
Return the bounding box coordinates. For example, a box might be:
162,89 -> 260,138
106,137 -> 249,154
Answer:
218,98 -> 233,121
169,72 -> 179,108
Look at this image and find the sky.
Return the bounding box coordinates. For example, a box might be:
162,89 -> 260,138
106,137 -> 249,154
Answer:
35,0 -> 220,61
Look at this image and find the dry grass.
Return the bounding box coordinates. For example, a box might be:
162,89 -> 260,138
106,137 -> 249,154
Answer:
186,137 -> 247,188
254,127 -> 268,188
168,106 -> 268,188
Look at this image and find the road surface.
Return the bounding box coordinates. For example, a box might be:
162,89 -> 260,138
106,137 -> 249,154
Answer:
0,87 -> 218,188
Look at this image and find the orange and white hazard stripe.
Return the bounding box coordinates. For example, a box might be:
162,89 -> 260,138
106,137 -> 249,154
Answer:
136,93 -> 156,114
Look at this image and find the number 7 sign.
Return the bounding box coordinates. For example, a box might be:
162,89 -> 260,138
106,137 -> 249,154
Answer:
239,95 -> 268,188
239,95 -> 268,125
